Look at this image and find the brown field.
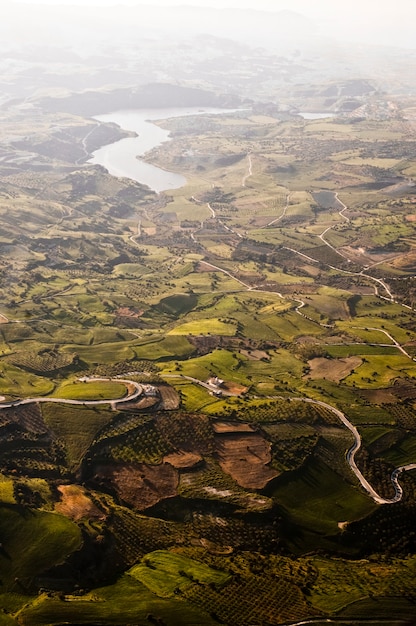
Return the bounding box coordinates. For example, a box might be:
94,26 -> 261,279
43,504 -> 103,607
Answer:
306,356 -> 362,382
158,384 -> 181,410
94,463 -> 178,510
55,485 -> 105,522
213,422 -> 255,434
164,451 -> 202,468
215,434 -> 278,489
123,397 -> 159,410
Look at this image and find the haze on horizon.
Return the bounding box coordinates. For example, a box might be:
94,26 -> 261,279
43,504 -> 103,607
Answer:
6,0 -> 416,49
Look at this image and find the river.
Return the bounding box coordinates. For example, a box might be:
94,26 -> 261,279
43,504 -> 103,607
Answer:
299,112 -> 335,119
88,107 -> 237,193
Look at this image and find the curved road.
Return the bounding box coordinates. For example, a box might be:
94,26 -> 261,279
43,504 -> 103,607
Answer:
0,377 -> 143,410
296,397 -> 416,505
163,373 -> 415,506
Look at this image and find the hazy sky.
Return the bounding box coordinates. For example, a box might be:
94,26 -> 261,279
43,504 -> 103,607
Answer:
8,0 -> 416,48
10,0 -> 415,12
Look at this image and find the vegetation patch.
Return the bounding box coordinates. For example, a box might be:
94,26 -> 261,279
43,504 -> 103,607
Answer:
128,550 -> 231,598
6,350 -> 77,374
0,505 -> 82,592
168,318 -> 237,336
52,380 -> 127,401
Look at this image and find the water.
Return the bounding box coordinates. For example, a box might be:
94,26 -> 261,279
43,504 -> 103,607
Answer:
299,112 -> 335,119
89,107 -> 236,193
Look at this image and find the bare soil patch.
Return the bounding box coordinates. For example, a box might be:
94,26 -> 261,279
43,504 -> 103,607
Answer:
390,251 -> 416,272
94,463 -> 178,510
240,349 -> 270,361
55,485 -> 105,521
222,381 -> 248,396
213,422 -> 255,434
164,451 -> 202,469
306,356 -> 362,382
122,396 -> 159,410
359,388 -> 398,404
215,434 -> 278,489
116,307 -> 143,318
158,384 -> 180,410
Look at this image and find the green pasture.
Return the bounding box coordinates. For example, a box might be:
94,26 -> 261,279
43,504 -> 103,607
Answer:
382,434 -> 416,466
325,345 -> 399,357
273,457 -> 376,538
171,380 -> 220,412
168,317 -> 237,336
238,348 -> 305,392
42,404 -> 115,470
161,348 -> 249,385
40,326 -> 94,345
344,354 -> 416,388
360,425 -> 398,447
154,293 -> 198,317
309,555 -> 416,614
0,506 -> 82,593
0,363 -> 55,398
173,270 -> 238,294
342,402 -> 395,426
16,574 -> 217,625
339,596 -> 416,621
87,328 -> 132,344
52,380 -> 126,401
112,262 -> 147,277
261,310 -> 322,341
128,550 -> 231,598
339,317 -> 416,346
66,342 -> 136,364
0,475 -> 16,505
134,335 -> 194,360
235,312 -> 281,342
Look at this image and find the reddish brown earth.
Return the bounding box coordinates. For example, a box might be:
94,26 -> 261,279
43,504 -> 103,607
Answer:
213,422 -> 256,434
122,396 -> 159,410
215,434 -> 278,489
55,485 -> 105,521
164,451 -> 203,469
94,463 -> 178,510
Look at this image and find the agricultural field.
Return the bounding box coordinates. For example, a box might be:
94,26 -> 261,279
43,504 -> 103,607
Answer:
0,34 -> 415,626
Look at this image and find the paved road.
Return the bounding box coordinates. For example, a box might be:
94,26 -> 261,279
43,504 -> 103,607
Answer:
0,377 -> 143,410
163,373 -> 416,505
292,396 -> 416,504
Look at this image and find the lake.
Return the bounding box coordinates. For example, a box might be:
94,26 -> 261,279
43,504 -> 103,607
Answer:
89,107 -> 237,193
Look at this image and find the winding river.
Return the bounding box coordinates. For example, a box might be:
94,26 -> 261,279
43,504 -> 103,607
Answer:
88,107 -> 238,193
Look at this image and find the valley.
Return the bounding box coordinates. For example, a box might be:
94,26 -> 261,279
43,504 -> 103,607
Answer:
0,8 -> 415,622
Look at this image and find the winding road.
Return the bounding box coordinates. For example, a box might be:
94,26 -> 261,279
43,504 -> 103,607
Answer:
297,397 -> 415,505
163,373 -> 415,506
0,377 -> 143,410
